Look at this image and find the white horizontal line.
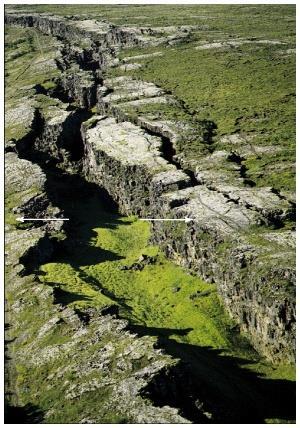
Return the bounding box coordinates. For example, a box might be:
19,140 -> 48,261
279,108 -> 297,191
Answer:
16,217 -> 69,222
140,218 -> 192,222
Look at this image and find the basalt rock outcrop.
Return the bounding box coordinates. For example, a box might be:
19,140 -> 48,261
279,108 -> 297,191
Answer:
5,9 -> 295,367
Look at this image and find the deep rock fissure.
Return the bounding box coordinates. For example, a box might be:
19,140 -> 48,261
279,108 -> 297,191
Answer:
7,64 -> 284,423
5,13 -> 296,367
227,151 -> 256,188
139,124 -> 200,187
12,140 -> 293,424
14,162 -> 214,424
9,94 -> 212,423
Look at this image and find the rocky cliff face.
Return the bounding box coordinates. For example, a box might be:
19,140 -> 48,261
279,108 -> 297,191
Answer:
5,10 -> 295,367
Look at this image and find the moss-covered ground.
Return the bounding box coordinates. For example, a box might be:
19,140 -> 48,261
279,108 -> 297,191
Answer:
129,42 -> 295,192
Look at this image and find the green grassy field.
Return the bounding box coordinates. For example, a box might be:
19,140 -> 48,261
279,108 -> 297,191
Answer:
129,43 -> 295,191
104,5 -> 295,192
8,4 -> 296,38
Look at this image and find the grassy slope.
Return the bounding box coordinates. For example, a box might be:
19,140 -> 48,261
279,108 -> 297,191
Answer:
116,6 -> 295,192
129,42 -> 295,192
5,25 -> 60,95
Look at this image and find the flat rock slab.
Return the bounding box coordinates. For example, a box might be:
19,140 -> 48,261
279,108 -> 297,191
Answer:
263,230 -> 295,249
118,95 -> 172,107
5,152 -> 46,195
5,98 -> 36,143
73,19 -> 112,35
136,116 -> 191,144
85,116 -> 174,173
161,185 -> 260,234
195,38 -> 285,50
160,183 -> 294,234
122,51 -> 163,62
208,185 -> 294,221
103,76 -> 165,103
151,170 -> 191,194
119,63 -> 143,71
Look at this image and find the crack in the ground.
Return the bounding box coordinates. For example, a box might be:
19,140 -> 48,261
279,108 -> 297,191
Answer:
5,15 -> 296,423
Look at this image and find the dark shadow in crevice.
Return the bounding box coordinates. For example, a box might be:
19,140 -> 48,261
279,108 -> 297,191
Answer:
227,151 -> 256,188
139,124 -> 199,188
129,324 -> 296,424
5,403 -> 44,424
33,83 -> 48,95
19,233 -> 55,276
52,286 -> 93,306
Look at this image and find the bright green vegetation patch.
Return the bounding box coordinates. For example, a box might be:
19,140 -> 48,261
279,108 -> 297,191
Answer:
38,194 -> 295,386
39,197 -> 234,351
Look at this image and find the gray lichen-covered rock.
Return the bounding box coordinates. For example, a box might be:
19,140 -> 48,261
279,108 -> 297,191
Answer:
82,116 -> 191,215
102,76 -> 166,103
5,11 -> 198,54
5,152 -> 46,195
122,51 -> 163,62
119,62 -> 143,71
